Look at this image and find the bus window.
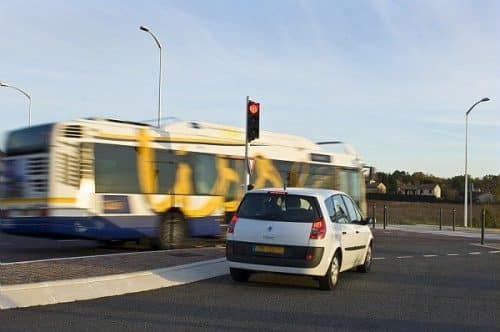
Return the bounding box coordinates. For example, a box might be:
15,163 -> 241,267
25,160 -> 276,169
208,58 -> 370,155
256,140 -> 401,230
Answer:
192,153 -> 217,195
225,157 -> 244,201
5,124 -> 53,156
94,144 -> 140,193
336,168 -> 361,205
156,149 -> 177,194
306,164 -> 334,189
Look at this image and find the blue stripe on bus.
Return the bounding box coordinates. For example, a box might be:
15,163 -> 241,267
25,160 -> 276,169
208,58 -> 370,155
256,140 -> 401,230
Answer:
188,216 -> 221,237
0,215 -> 221,240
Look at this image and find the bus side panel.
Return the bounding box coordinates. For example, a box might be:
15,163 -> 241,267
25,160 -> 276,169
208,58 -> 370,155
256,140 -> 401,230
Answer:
187,216 -> 222,237
1,215 -> 158,240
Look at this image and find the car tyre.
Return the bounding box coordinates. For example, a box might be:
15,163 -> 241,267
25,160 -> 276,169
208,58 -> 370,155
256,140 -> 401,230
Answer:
319,253 -> 340,291
357,243 -> 372,273
230,268 -> 251,282
156,211 -> 188,249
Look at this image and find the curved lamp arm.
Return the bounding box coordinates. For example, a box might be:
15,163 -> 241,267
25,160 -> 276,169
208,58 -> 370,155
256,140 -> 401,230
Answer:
0,81 -> 32,126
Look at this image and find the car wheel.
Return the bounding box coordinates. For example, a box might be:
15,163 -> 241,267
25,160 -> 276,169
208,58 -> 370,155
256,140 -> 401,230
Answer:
319,253 -> 340,290
156,212 -> 188,249
230,268 -> 251,282
357,243 -> 372,273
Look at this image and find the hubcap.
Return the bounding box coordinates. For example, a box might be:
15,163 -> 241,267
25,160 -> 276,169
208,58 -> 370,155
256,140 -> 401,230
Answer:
330,257 -> 339,285
365,246 -> 372,267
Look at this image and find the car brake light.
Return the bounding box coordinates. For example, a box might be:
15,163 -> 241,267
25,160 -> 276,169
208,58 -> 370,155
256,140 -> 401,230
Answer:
227,214 -> 238,234
268,191 -> 287,196
310,217 -> 326,240
40,208 -> 48,217
0,210 -> 8,218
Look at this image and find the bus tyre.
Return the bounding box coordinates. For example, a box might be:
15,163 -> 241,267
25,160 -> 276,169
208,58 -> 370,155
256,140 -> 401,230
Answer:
357,243 -> 372,273
319,253 -> 340,291
230,268 -> 251,282
157,212 -> 188,249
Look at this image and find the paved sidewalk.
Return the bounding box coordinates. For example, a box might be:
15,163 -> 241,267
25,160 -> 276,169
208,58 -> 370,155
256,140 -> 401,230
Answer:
0,247 -> 225,285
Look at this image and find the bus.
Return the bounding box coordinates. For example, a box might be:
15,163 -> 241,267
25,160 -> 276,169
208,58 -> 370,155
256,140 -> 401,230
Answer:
0,118 -> 367,248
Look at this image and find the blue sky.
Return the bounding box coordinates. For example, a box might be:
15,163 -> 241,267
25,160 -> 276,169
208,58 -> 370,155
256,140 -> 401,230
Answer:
0,0 -> 498,178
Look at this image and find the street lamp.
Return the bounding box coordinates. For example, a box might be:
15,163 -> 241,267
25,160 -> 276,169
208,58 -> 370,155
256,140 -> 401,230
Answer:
464,97 -> 490,227
140,25 -> 163,128
0,81 -> 32,127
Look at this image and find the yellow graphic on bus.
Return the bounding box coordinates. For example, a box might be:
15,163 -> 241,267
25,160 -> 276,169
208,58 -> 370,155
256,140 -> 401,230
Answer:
136,128 -> 342,216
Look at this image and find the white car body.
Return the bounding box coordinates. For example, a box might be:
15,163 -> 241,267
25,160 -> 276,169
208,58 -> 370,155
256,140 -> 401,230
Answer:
226,187 -> 373,284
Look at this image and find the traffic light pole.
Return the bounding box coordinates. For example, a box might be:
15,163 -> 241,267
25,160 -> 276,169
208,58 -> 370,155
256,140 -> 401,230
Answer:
244,96 -> 250,193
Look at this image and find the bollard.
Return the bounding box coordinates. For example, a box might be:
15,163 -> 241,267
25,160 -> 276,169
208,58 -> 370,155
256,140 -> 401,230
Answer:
439,208 -> 442,230
481,208 -> 485,245
383,205 -> 387,230
385,206 -> 389,226
452,208 -> 456,232
372,204 -> 376,229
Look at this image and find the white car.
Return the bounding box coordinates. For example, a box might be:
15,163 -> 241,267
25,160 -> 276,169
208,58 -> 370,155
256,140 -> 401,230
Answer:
226,187 -> 373,290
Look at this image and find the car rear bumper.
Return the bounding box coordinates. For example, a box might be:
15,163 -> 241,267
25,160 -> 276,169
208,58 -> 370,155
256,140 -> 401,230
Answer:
226,240 -> 324,269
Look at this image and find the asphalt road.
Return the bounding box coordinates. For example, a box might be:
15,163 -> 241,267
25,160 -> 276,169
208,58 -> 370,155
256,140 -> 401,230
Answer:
1,230 -> 499,331
0,231 -> 146,263
0,232 -> 224,263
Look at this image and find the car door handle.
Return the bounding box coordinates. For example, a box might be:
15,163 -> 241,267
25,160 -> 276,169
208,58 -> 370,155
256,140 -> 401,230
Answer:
355,231 -> 359,234
342,231 -> 347,235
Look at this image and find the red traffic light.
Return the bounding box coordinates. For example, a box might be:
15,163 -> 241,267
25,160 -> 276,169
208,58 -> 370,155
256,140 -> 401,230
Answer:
247,100 -> 260,142
248,101 -> 260,115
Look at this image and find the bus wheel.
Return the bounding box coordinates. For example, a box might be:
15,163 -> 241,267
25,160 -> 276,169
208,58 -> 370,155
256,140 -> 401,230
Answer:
157,212 -> 188,249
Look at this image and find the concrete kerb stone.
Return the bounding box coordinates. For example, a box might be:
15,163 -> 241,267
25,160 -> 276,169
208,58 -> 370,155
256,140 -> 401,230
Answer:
0,257 -> 228,310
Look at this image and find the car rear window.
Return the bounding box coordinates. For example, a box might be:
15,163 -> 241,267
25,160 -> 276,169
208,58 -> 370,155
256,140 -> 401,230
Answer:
237,193 -> 321,222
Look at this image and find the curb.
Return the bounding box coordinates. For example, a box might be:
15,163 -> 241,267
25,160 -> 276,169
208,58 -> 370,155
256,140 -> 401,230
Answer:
0,258 -> 228,310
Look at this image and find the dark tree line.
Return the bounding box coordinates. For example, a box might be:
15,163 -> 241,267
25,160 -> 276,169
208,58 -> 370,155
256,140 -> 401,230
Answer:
374,171 -> 499,201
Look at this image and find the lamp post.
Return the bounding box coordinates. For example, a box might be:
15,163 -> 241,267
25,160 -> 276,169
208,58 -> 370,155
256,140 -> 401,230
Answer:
464,97 -> 490,227
0,81 -> 32,127
140,25 -> 163,128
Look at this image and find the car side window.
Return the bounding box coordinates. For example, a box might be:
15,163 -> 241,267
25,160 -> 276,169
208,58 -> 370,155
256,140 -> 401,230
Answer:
324,197 -> 335,220
347,196 -> 363,221
341,195 -> 360,223
331,195 -> 350,224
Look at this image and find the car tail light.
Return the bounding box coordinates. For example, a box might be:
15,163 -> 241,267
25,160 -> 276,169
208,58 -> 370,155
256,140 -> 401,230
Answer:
227,214 -> 238,234
309,217 -> 326,240
0,210 -> 8,218
39,208 -> 48,217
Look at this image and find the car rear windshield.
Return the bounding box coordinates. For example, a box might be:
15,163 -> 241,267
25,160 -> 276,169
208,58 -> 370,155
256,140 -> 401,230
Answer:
237,193 -> 321,223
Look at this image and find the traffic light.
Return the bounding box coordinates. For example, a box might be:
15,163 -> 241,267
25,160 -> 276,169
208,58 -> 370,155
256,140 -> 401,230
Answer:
247,100 -> 260,142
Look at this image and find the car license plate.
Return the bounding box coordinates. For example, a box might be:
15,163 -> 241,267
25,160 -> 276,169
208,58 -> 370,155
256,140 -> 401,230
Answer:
254,245 -> 285,255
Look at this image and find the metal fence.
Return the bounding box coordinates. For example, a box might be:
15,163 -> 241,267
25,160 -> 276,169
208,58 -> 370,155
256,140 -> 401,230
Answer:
368,200 -> 499,229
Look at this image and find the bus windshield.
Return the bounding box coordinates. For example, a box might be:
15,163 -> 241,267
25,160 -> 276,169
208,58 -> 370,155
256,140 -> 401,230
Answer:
5,124 -> 54,155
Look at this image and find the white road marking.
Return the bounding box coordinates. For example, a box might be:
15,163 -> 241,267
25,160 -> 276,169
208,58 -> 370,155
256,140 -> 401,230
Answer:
373,257 -> 385,260
396,256 -> 413,259
423,255 -> 437,257
57,239 -> 83,243
468,252 -> 481,255
447,253 -> 460,256
488,251 -> 500,254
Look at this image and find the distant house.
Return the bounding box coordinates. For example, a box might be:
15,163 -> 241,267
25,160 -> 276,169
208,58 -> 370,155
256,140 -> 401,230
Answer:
366,181 -> 387,194
399,184 -> 441,199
